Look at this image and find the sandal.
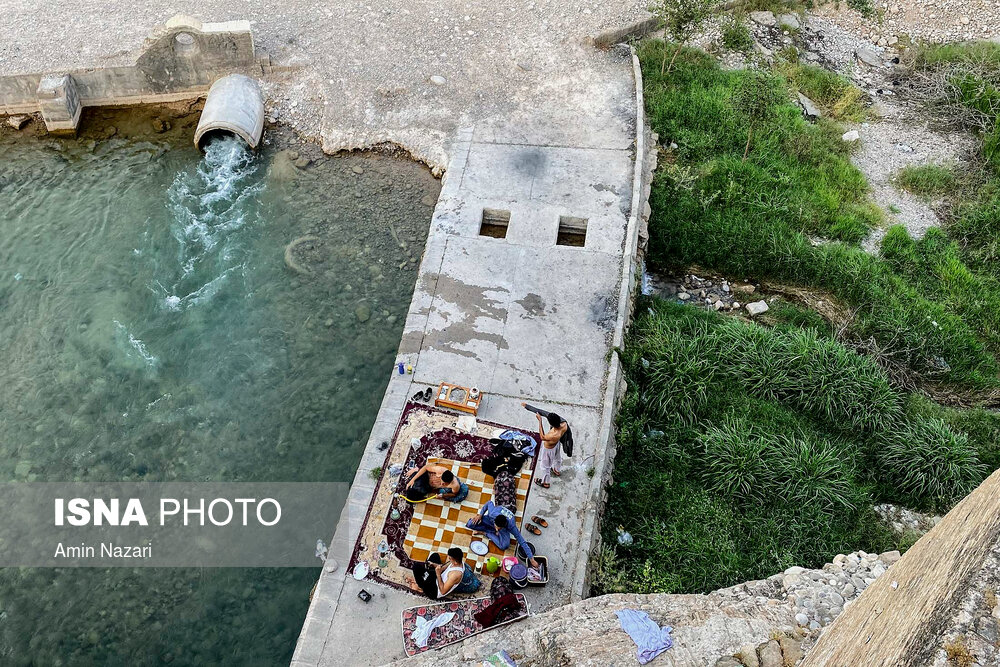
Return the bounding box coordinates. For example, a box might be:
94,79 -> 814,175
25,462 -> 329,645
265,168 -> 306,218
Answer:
551,470 -> 561,476
531,515 -> 548,528
534,479 -> 550,489
526,524 -> 541,535
410,390 -> 425,402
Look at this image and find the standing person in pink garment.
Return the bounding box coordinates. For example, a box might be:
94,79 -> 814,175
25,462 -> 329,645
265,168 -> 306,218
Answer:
522,403 -> 570,489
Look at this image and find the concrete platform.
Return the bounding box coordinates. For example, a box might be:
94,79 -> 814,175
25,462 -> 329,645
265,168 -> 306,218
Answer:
291,47 -> 641,666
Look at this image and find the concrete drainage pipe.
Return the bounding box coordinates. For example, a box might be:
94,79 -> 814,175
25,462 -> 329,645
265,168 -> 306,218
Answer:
194,74 -> 265,151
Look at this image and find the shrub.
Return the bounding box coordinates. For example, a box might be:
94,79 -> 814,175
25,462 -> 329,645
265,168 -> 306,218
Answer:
712,319 -> 901,432
875,417 -> 985,510
721,14 -> 753,53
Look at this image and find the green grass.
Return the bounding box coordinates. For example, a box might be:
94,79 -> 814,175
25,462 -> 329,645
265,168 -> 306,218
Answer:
881,226 -> 1000,360
640,39 -> 1000,389
594,40 -> 1000,599
594,301 -> 986,595
778,62 -> 868,122
720,14 -> 753,54
897,164 -> 957,198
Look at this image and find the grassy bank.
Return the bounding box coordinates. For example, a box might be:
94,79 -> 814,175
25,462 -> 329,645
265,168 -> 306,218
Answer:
595,41 -> 1000,596
641,40 -> 999,390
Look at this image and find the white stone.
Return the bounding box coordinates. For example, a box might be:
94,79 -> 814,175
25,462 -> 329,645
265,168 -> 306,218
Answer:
749,11 -> 777,26
746,300 -> 769,316
6,114 -> 30,130
784,566 -> 805,576
795,613 -> 809,626
842,130 -> 860,142
777,13 -> 800,30
879,550 -> 901,565
429,75 -> 447,85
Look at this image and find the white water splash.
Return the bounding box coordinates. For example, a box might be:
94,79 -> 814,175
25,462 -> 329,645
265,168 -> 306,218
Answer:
113,320 -> 159,368
640,260 -> 653,296
160,135 -> 261,308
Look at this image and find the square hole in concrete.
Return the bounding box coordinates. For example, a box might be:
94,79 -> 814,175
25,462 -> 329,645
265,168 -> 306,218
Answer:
479,209 -> 510,239
556,215 -> 588,247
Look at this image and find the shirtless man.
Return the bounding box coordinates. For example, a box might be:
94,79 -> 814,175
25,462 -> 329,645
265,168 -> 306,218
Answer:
521,403 -> 569,489
404,462 -> 468,502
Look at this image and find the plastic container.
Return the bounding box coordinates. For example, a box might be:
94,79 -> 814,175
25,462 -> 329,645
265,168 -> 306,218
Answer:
509,563 -> 528,588
516,541 -> 535,561
526,555 -> 548,586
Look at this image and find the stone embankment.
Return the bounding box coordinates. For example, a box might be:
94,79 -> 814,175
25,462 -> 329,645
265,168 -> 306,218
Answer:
392,550 -> 904,666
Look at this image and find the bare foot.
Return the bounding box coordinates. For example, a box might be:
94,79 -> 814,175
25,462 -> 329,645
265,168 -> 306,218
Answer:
405,575 -> 421,592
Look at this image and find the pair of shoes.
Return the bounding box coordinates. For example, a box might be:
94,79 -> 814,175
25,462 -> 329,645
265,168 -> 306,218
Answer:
530,515 -> 548,528
526,524 -> 541,535
410,387 -> 434,402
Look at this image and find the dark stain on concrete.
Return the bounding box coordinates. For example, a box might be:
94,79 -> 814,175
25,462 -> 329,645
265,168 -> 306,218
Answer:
514,149 -> 547,178
515,293 -> 547,318
589,293 -> 616,331
421,272 -> 511,358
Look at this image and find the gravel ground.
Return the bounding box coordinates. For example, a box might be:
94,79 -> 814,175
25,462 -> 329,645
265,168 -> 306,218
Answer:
812,0 -> 1000,46
0,1 -> 651,168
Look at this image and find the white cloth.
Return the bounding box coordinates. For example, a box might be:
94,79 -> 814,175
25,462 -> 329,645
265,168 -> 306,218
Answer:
538,445 -> 561,483
413,611 -> 456,648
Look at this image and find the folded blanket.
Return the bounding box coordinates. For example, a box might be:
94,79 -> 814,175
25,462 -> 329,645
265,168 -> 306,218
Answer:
474,593 -> 519,628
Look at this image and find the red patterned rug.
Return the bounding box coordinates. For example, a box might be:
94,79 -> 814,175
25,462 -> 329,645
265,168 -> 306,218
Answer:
347,402 -> 538,593
400,593 -> 529,657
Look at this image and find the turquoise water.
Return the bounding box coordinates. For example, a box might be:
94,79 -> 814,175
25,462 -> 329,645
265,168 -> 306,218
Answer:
0,122 -> 438,664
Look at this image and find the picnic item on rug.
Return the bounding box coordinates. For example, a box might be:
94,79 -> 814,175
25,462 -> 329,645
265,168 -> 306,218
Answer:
470,540 -> 489,556
352,561 -> 369,580
434,382 -> 483,415
482,438 -> 531,479
615,609 -> 674,665
348,403 -> 537,593
516,541 -> 535,561
413,611 -> 455,648
527,556 -> 548,586
509,563 -> 528,588
502,556 -> 518,572
481,649 -> 517,667
400,594 -> 529,657
474,593 -> 520,628
485,556 -> 501,574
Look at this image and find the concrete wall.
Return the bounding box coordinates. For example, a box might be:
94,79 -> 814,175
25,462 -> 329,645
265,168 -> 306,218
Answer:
0,15 -> 265,128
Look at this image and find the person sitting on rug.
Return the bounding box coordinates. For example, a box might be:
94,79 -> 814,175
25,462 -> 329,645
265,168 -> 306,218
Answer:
466,500 -> 539,568
404,463 -> 469,503
406,548 -> 480,598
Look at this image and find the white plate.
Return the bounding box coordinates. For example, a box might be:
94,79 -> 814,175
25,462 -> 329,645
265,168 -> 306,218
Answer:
352,561 -> 369,580
469,540 -> 489,556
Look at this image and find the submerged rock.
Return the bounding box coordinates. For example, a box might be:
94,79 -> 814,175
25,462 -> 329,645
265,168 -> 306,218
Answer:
355,303 -> 371,322
7,115 -> 31,130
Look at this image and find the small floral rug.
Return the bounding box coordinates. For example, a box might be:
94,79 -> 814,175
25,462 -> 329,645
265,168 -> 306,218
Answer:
347,402 -> 537,593
400,593 -> 529,657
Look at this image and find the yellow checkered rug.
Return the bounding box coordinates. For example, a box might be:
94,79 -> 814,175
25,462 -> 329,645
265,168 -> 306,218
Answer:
404,457 -> 532,569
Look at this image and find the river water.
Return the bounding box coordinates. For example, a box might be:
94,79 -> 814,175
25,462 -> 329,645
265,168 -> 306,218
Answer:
0,116 -> 438,664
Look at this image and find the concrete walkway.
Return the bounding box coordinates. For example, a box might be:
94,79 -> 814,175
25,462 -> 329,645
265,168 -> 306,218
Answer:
292,47 -> 643,666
